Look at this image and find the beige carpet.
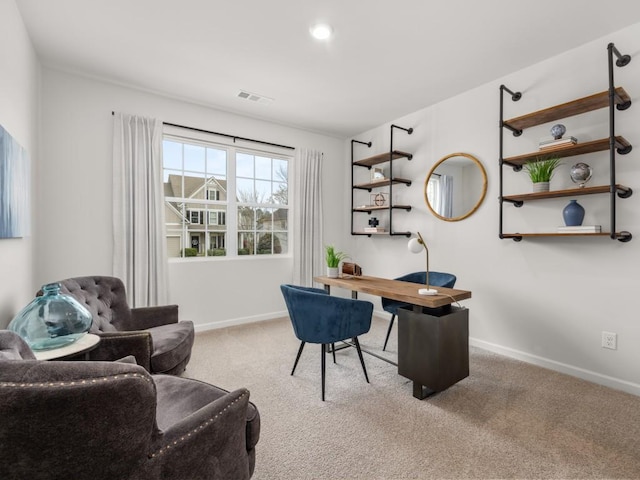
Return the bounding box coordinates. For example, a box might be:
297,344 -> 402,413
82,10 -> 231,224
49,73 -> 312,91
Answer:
184,316 -> 640,480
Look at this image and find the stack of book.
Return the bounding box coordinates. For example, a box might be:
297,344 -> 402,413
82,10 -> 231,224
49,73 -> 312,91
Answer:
557,225 -> 601,233
539,136 -> 577,150
364,227 -> 386,233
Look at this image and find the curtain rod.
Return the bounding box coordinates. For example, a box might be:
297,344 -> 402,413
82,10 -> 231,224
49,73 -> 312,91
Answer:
112,112 -> 295,150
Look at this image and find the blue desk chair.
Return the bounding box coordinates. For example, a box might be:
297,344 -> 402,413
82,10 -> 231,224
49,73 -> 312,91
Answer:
280,284 -> 373,401
382,271 -> 456,351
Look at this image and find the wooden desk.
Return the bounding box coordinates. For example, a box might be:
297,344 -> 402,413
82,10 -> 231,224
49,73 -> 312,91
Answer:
314,275 -> 471,307
314,275 -> 472,399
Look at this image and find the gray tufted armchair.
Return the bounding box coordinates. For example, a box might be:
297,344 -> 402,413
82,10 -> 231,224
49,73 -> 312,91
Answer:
40,276 -> 194,375
0,330 -> 260,480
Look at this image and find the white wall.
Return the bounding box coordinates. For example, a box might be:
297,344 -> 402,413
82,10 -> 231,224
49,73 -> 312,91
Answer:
12,1 -> 640,395
0,0 -> 39,328
37,68 -> 345,330
346,23 -> 640,395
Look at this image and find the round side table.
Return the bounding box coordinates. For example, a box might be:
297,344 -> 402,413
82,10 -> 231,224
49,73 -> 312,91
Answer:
33,333 -> 101,361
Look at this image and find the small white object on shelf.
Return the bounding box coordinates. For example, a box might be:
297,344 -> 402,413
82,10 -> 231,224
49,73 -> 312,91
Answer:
371,167 -> 385,182
557,225 -> 601,233
539,136 -> 577,149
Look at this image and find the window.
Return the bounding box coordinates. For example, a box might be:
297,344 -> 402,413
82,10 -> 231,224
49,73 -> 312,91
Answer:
208,210 -> 226,226
189,210 -> 203,224
236,153 -> 288,255
427,175 -> 440,214
162,134 -> 290,259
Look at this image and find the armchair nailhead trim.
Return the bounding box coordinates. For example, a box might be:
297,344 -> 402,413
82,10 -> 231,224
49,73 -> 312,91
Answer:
0,373 -> 152,389
148,391 -> 248,459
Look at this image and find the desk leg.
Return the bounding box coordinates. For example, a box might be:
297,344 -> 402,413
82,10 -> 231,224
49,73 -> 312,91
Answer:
351,290 -> 358,299
398,305 -> 469,399
413,382 -> 436,400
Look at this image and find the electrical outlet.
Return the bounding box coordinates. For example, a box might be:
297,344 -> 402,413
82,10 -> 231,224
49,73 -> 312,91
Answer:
602,331 -> 617,350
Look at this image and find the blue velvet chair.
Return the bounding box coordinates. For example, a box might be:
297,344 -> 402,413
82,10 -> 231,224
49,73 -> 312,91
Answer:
382,271 -> 456,351
280,284 -> 373,401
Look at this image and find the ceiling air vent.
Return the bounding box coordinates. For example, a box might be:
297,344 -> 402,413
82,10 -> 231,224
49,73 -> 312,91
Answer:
236,90 -> 274,105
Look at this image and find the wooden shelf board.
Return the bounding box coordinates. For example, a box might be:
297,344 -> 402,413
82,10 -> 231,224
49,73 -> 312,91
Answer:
502,184 -> 630,202
352,231 -> 388,235
353,177 -> 412,189
503,137 -> 631,166
504,87 -> 630,131
353,150 -> 412,167
502,232 -> 612,238
353,205 -> 412,212
352,231 -> 412,236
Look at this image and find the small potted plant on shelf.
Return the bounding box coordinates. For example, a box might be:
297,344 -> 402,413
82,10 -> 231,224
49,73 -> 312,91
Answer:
325,245 -> 348,278
523,156 -> 562,192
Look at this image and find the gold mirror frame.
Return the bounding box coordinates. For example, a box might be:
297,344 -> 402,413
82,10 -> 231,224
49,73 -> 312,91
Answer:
424,152 -> 488,222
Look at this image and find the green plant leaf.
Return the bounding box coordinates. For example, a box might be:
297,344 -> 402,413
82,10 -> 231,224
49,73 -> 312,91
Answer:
325,245 -> 348,267
523,156 -> 562,183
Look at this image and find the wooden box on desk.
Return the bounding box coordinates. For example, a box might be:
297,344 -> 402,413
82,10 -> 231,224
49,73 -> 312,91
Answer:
397,305 -> 469,394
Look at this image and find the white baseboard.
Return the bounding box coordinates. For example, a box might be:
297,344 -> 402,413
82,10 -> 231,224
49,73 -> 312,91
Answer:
194,311 -> 640,397
195,310 -> 390,333
194,311 -> 288,332
470,337 -> 640,397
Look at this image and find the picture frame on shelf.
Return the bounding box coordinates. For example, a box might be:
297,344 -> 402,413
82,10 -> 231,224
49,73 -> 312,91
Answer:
370,192 -> 387,207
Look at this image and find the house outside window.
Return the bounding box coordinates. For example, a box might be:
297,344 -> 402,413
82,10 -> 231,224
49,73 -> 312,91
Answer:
162,134 -> 290,259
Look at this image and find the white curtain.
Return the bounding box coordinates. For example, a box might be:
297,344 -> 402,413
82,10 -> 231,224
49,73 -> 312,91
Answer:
440,174 -> 454,218
112,112 -> 168,307
293,149 -> 323,287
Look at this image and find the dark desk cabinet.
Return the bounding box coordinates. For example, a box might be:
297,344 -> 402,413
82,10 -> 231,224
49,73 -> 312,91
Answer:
398,305 -> 469,399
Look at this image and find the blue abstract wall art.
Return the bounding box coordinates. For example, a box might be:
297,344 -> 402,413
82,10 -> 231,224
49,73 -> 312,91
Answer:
0,124 -> 30,238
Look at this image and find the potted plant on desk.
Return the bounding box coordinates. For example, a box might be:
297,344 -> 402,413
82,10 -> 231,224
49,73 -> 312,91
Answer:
325,245 -> 348,278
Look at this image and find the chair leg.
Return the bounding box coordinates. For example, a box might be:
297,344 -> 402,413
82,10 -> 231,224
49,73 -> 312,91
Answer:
382,314 -> 396,351
332,343 -> 336,363
352,337 -> 369,383
291,341 -> 306,375
321,344 -> 326,401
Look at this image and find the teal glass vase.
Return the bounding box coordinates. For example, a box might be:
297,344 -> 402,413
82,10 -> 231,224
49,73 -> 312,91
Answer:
8,283 -> 92,351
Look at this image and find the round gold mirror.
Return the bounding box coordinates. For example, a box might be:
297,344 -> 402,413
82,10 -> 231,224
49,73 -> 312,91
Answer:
424,152 -> 487,222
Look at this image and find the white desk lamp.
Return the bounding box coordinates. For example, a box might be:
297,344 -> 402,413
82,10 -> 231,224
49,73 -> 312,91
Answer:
407,231 -> 438,295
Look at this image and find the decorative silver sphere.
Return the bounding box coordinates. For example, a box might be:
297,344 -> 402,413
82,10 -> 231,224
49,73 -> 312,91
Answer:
570,162 -> 592,188
550,124 -> 566,140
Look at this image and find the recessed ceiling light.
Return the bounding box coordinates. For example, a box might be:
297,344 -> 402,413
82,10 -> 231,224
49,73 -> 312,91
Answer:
310,23 -> 333,40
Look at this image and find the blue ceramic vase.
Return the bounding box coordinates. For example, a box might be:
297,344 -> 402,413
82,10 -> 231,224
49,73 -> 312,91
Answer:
562,200 -> 585,226
8,283 -> 92,351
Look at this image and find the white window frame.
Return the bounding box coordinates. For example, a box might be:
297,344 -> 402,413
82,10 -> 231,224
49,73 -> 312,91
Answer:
207,188 -> 220,201
208,209 -> 226,226
188,209 -> 204,225
163,126 -> 292,261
